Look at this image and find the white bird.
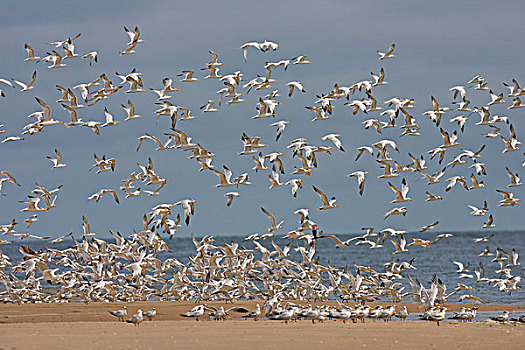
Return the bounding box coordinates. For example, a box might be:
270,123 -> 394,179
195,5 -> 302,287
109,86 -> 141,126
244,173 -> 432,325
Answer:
458,295 -> 487,304
451,261 -> 470,273
101,107 -> 120,127
244,304 -> 261,320
496,189 -> 521,207
82,51 -> 98,66
419,220 -> 439,233
419,168 -> 446,185
425,191 -> 443,202
322,133 -> 345,152
122,100 -> 143,121
506,167 -> 522,187
200,100 -> 219,113
24,43 -> 41,61
175,199 -> 197,226
268,166 -> 285,189
240,42 -> 262,62
487,90 -> 506,105
212,166 -> 237,187
124,26 -> 143,45
378,161 -> 400,178
440,128 -> 460,148
43,50 -> 68,68
119,40 -> 138,55
482,214 -> 496,229
508,97 -> 525,109
35,97 -> 61,127
355,146 -> 374,161
384,207 -> 408,219
286,81 -> 306,97
500,124 -> 522,153
446,176 -> 469,192
371,68 -> 389,86
224,192 -> 239,207
47,149 -> 67,168
450,115 -> 469,132
88,189 -> 120,204
285,178 -> 303,197
109,306 -> 127,322
261,207 -> 284,232
62,104 -> 86,128
270,120 -> 291,141
346,171 -> 370,196
181,304 -> 206,321
377,43 -> 396,60
178,70 -> 199,82
389,235 -> 409,254
144,308 -> 157,321
490,311 -> 510,323
312,185 -> 339,210
136,134 -> 173,151
13,71 -> 37,91
468,201 -> 488,216
19,196 -> 47,212
292,55 -> 311,64
388,178 -> 412,203
450,85 -> 467,100
126,309 -> 144,326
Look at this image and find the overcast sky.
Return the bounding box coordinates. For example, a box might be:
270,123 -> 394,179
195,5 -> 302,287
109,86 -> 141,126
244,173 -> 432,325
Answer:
0,0 -> 524,238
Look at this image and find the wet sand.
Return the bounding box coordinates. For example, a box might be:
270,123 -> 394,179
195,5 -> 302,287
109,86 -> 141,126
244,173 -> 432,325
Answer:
0,301 -> 524,349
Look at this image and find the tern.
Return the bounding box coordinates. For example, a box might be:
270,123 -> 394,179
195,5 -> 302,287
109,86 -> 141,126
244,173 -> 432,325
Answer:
377,43 -> 396,60
270,120 -> 292,141
200,100 -> 219,113
178,70 -> 199,82
286,81 -> 306,97
24,44 -> 41,61
467,201 -> 488,216
312,185 -> 339,210
355,146 -> 374,161
388,178 -> 412,203
174,199 -> 197,225
384,207 -> 408,219
322,134 -> 345,152
292,55 -> 311,64
389,235 -> 409,254
109,306 -> 127,322
47,149 -> 67,168
224,192 -> 239,207
126,309 -> 144,326
88,189 -> 120,204
506,167 -> 522,187
490,311 -> 510,323
212,166 -> 237,187
144,308 -> 157,321
82,51 -> 99,66
346,171 -> 370,196
261,207 -> 284,232
425,191 -> 443,201
13,71 -> 37,91
181,304 -> 206,321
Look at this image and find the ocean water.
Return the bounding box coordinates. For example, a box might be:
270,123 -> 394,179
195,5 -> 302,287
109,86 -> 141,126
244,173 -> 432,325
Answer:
1,230 -> 523,305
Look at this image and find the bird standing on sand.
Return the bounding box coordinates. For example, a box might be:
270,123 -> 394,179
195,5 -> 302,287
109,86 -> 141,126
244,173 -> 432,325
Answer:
109,306 -> 127,322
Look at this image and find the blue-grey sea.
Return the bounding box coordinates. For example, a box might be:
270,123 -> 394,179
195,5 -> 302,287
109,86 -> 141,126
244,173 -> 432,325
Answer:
2,230 -> 523,305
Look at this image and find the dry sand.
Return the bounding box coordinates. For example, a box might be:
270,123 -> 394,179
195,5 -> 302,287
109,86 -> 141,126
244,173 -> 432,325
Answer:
1,301 -> 524,350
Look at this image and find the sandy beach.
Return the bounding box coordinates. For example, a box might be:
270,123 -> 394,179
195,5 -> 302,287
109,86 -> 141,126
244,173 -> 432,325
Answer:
1,301 -> 524,350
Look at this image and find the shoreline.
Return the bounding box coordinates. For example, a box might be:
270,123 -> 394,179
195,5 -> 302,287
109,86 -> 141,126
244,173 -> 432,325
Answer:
1,300 -> 524,324
1,301 -> 524,350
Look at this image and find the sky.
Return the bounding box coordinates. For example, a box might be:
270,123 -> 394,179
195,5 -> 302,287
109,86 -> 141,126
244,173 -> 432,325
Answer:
0,0 -> 524,238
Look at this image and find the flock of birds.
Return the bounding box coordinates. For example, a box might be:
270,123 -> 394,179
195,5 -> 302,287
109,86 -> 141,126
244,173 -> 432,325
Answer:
0,28 -> 524,325
110,302 -> 524,326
